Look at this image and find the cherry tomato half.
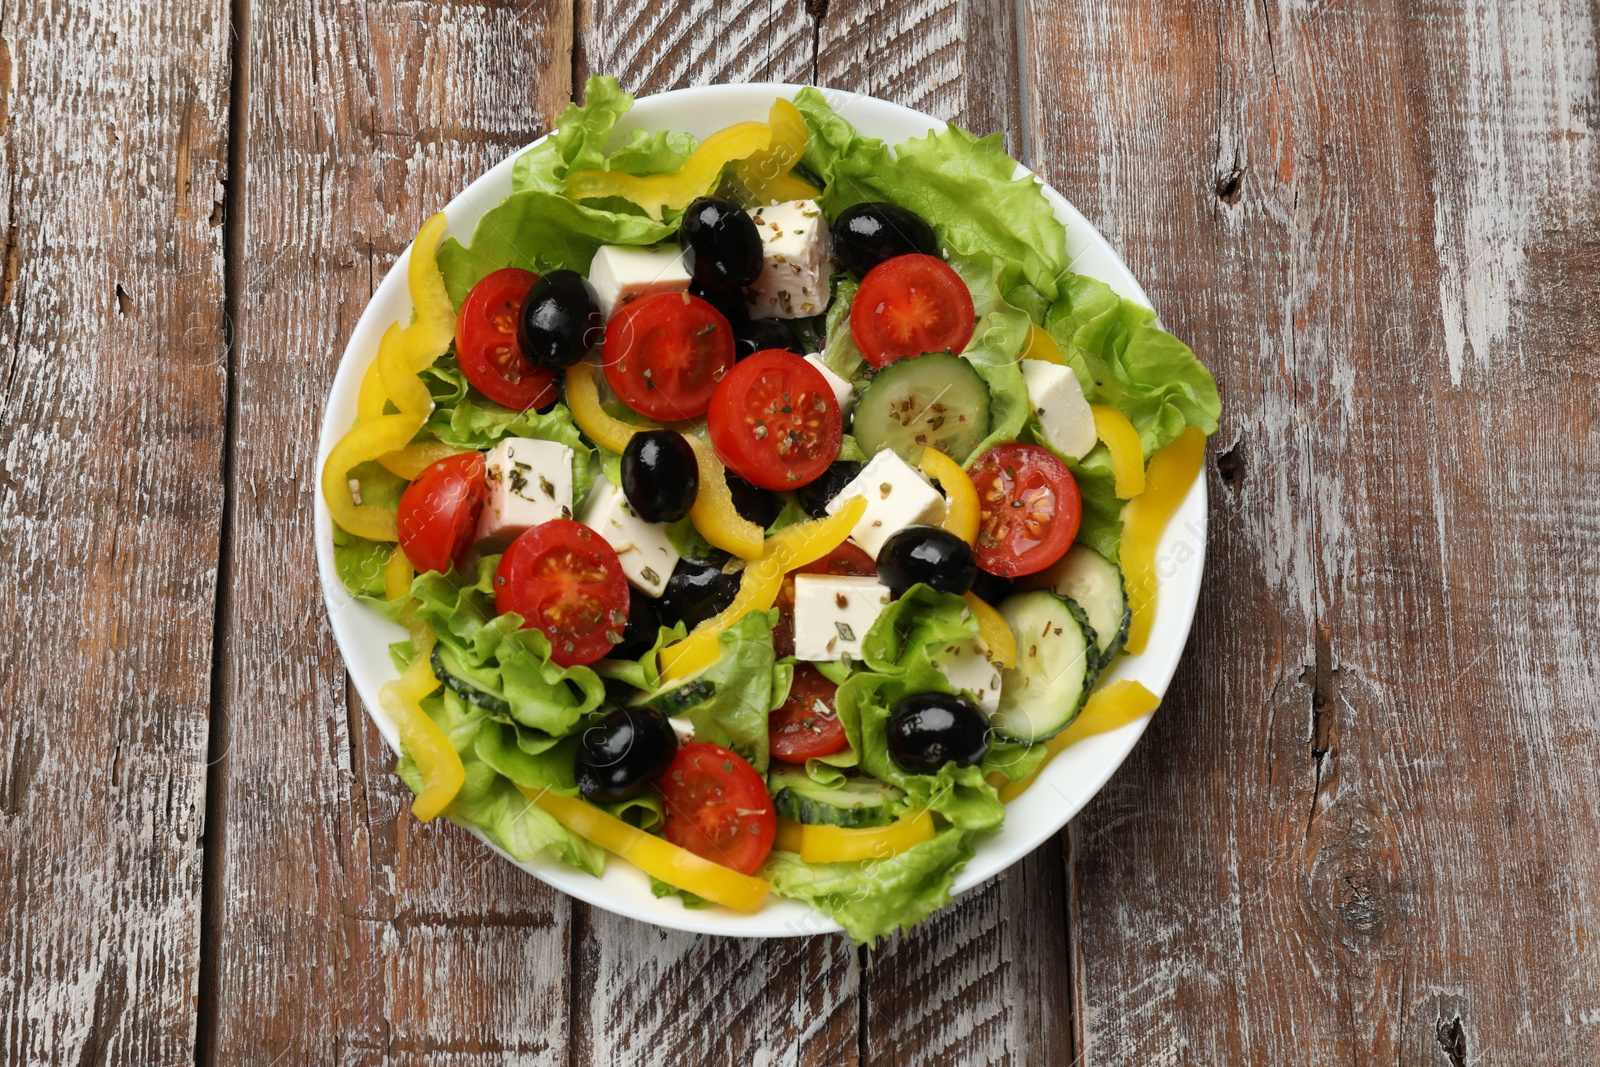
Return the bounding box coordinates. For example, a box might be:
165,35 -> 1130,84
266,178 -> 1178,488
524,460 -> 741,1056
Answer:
603,291 -> 735,421
659,742 -> 776,874
772,542 -> 877,659
707,349 -> 842,490
968,444 -> 1081,578
850,254 -> 976,368
456,268 -> 560,411
769,664 -> 849,764
494,519 -> 630,668
396,452 -> 488,575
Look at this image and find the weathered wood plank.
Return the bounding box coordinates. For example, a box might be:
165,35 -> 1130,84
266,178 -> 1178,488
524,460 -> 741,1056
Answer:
204,2 -> 577,1062
816,4 -> 1076,1063
0,0 -> 231,1062
816,0 -> 1025,159
1025,0 -> 1600,1062
567,9 -> 862,1067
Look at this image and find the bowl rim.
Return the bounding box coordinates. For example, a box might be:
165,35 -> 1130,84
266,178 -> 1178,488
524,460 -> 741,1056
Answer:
313,81 -> 1207,938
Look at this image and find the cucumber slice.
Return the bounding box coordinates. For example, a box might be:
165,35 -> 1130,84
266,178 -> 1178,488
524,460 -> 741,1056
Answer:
770,767 -> 902,828
1038,544 -> 1130,663
851,352 -> 991,464
644,675 -> 718,716
431,644 -> 513,716
990,591 -> 1093,742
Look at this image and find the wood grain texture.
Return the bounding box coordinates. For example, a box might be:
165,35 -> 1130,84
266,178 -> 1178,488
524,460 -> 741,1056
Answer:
0,1 -> 231,1062
1024,0 -> 1600,1063
204,2 -> 576,1063
816,0 -> 1025,158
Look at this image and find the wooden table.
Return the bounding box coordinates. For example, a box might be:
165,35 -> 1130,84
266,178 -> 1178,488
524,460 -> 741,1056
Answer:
4,0 -> 1598,1062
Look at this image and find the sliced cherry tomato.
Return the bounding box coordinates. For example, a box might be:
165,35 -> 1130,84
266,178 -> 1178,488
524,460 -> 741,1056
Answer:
707,349 -> 842,490
850,254 -> 976,368
770,664 -> 848,763
603,292 -> 735,420
455,268 -> 560,411
494,519 -> 629,667
969,444 -> 1081,578
396,452 -> 487,575
772,542 -> 877,659
658,742 -> 776,874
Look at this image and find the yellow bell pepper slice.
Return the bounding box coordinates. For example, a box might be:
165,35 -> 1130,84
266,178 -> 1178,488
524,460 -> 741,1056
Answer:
1121,426 -> 1205,655
919,447 -> 980,544
378,439 -> 469,480
358,357 -> 391,422
774,810 -> 937,863
1021,322 -> 1068,365
685,436 -> 766,561
659,497 -> 868,682
997,680 -> 1160,802
1091,404 -> 1146,499
380,645 -> 466,822
523,788 -> 772,913
384,546 -> 414,601
565,359 -> 651,454
324,212 -> 456,541
962,591 -> 1017,669
566,121 -> 773,222
322,416 -> 420,541
730,99 -> 822,205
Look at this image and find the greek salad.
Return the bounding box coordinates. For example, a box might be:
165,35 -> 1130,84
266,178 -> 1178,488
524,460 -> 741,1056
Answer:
324,78 -> 1221,944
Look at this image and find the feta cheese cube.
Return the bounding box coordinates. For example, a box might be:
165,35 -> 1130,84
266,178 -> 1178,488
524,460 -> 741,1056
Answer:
931,637 -> 1005,716
805,352 -> 855,416
577,476 -> 680,597
587,244 -> 692,320
476,438 -> 575,550
745,200 -> 832,319
825,448 -> 947,558
792,574 -> 892,662
1021,360 -> 1096,461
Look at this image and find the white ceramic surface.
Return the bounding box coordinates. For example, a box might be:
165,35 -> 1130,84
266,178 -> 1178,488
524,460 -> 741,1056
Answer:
314,83 -> 1208,938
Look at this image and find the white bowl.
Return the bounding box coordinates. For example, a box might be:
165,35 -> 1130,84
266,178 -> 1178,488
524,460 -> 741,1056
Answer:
314,83 -> 1207,938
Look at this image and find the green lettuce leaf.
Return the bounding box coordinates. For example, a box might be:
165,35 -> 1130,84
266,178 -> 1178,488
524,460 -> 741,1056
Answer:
677,610 -> 782,774
762,826 -> 975,945
1044,273 -> 1221,457
396,688 -> 604,874
411,556 -> 607,737
436,77 -> 690,306
948,249 -> 1033,462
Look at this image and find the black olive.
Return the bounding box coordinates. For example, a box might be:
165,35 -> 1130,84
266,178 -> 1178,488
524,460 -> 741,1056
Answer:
658,559 -> 740,630
967,569 -> 1016,607
609,587 -> 660,661
518,269 -> 603,370
724,470 -> 782,528
574,706 -> 678,803
795,461 -> 862,518
876,525 -> 977,598
886,692 -> 991,774
621,430 -> 699,524
690,279 -> 750,326
681,196 -> 764,291
732,317 -> 805,361
832,202 -> 942,275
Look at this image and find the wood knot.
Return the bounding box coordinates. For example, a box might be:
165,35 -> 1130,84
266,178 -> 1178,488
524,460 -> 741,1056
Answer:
1215,166 -> 1244,205
1303,800 -> 1404,947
